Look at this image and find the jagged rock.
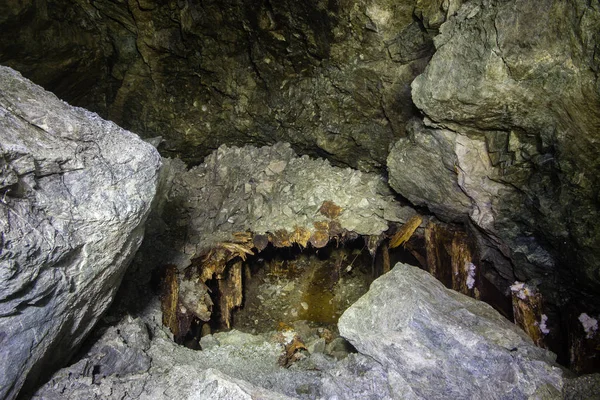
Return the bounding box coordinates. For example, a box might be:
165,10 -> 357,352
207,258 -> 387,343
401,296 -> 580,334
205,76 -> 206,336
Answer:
387,118 -> 471,221
35,265 -> 578,400
154,142 -> 415,270
0,66 -> 161,400
338,263 -> 565,399
0,0 -> 435,170
31,306 -> 395,399
406,0 -> 600,305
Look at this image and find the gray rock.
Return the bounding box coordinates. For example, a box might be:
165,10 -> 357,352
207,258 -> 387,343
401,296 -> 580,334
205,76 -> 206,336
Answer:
319,354 -> 394,400
387,119 -> 472,221
408,0 -> 600,303
306,337 -> 326,354
563,373 -> 600,400
156,142 -> 416,269
85,316 -> 152,379
200,334 -> 220,351
325,337 -> 354,361
32,311 -> 393,400
0,66 -> 161,400
338,263 -> 564,399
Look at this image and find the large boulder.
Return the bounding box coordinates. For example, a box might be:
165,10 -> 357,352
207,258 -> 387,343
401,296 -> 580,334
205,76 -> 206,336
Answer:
338,263 -> 565,399
0,66 -> 161,400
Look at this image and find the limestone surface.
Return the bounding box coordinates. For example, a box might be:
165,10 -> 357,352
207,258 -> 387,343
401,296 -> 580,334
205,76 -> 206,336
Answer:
0,66 -> 161,400
31,301 -> 395,400
338,263 -> 565,399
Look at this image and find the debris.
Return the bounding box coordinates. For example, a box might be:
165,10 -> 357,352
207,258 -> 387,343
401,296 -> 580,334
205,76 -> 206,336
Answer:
277,333 -> 307,368
218,261 -> 244,329
161,265 -> 197,344
290,226 -> 311,248
382,242 -> 390,274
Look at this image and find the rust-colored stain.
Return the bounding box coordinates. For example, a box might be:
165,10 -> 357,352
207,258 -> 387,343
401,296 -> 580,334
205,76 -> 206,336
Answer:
319,200 -> 343,219
161,265 -> 180,338
270,229 -> 292,247
309,229 -> 329,248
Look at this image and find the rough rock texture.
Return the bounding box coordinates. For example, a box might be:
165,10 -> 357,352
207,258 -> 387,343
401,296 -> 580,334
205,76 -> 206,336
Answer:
0,66 -> 161,400
151,142 -> 415,270
563,373 -> 600,400
338,263 -> 565,399
388,118 -> 471,221
0,0 -> 448,170
31,300 -> 395,400
390,0 -> 600,311
34,263 -> 580,400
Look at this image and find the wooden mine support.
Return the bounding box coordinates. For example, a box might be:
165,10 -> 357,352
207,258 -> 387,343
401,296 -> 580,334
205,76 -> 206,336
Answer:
511,282 -> 548,348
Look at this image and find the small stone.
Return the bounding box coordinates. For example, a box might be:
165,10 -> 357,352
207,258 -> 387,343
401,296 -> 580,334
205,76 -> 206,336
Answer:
307,338 -> 326,354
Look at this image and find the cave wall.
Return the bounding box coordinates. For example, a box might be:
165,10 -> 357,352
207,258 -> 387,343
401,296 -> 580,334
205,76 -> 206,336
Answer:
387,0 -> 600,364
410,0 -> 600,300
2,0 -> 600,371
0,0 -> 449,170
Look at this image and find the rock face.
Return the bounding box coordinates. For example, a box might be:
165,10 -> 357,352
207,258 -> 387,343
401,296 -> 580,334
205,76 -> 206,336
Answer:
338,263 -> 565,399
390,0 -> 600,311
0,66 -> 161,400
0,0 -> 445,170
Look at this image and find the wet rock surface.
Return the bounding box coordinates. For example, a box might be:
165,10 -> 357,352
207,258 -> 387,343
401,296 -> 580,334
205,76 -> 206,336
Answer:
233,244 -> 373,334
133,142 -> 416,339
339,263 -> 565,399
0,67 -> 161,400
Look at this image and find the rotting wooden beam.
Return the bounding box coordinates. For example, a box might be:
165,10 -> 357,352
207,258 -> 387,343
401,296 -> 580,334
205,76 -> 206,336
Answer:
569,309 -> 600,373
451,231 -> 479,299
218,261 -> 244,329
161,265 -> 180,338
511,282 -> 548,348
161,265 -> 197,344
424,221 -> 453,287
424,220 -> 480,298
389,215 -> 422,249
382,242 -> 391,274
